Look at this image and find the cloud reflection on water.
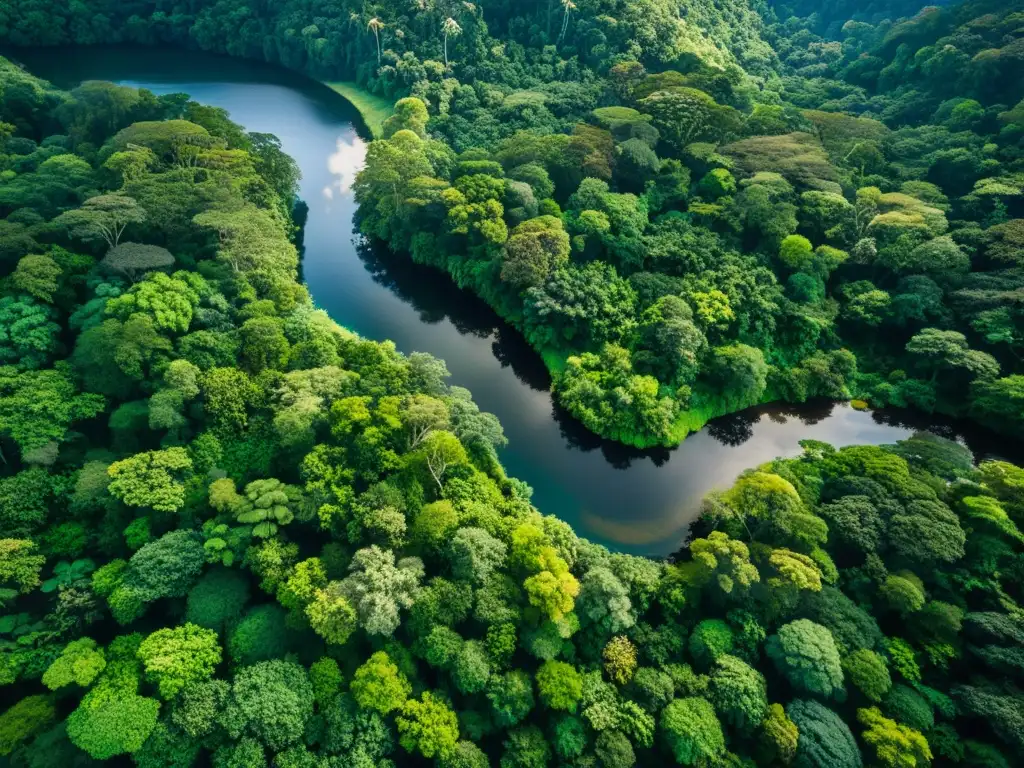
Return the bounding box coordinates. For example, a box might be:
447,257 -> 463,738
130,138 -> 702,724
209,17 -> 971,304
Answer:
324,133 -> 367,199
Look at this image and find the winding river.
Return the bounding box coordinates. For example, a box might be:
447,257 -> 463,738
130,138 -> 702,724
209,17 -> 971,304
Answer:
12,46 -> 1018,556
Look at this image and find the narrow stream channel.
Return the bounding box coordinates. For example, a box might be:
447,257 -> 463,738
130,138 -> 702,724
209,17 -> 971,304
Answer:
12,45 -> 1016,555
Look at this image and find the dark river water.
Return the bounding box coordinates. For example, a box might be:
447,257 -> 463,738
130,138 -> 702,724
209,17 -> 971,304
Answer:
12,46 -> 1018,555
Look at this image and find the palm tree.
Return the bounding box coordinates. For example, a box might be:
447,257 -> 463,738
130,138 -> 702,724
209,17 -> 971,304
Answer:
367,17 -> 385,65
557,0 -> 576,46
442,17 -> 462,67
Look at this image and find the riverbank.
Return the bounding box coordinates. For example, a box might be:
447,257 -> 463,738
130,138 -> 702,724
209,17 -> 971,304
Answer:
323,81 -> 392,138
1,40 -> 394,141
540,347 -> 733,447
398,249 -> 775,449
15,45 -> 1018,556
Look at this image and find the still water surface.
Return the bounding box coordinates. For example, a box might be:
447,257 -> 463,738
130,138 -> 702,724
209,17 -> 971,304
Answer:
13,46 -> 1015,555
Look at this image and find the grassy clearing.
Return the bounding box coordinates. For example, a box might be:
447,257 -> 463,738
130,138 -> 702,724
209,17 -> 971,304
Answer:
667,404 -> 719,443
323,81 -> 393,138
540,348 -> 571,378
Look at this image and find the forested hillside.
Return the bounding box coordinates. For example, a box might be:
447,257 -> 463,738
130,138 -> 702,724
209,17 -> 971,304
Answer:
3,0 -> 1023,447
1,1 -> 1024,766
351,0 -> 1024,446
0,0 -> 778,88
2,61 -> 1024,768
1,66 -> 1023,767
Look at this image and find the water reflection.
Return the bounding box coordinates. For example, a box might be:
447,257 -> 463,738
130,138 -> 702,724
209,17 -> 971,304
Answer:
705,411 -> 759,447
552,401 -> 675,469
871,408 -> 1024,465
19,45 -> 1019,556
357,240 -> 550,380
580,508 -> 693,548
492,325 -> 551,392
325,135 -> 366,198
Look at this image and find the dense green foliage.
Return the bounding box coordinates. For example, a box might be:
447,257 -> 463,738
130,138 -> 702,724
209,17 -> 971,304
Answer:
328,0 -> 1023,446
3,0 -> 1023,447
2,62 -> 1024,767
1,1 -> 1024,766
